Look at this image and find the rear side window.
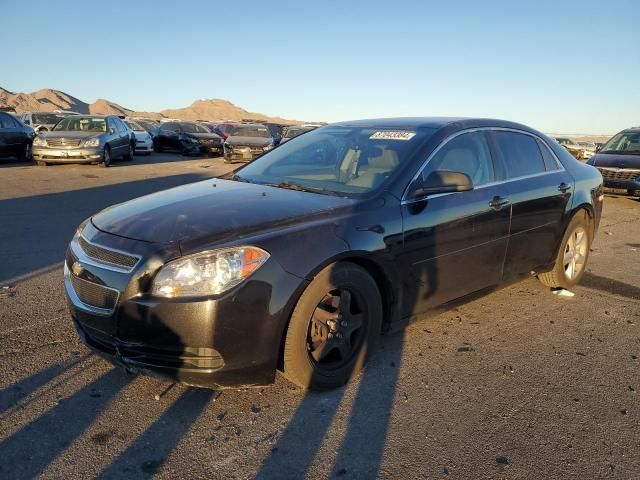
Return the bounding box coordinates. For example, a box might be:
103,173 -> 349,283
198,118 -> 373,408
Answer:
536,139 -> 560,171
491,131 -> 546,180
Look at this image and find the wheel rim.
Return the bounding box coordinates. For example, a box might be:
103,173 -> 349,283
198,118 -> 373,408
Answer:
104,149 -> 110,164
307,288 -> 367,370
563,226 -> 588,281
129,145 -> 133,157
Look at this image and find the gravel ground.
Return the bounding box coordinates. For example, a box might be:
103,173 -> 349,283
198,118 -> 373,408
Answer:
0,153 -> 639,479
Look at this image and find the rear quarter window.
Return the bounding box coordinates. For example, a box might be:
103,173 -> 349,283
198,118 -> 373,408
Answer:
536,139 -> 561,171
491,131 -> 547,180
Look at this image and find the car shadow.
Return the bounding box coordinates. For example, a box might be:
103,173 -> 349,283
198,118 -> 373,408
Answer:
581,272 -> 640,300
0,173 -> 211,283
0,368 -> 132,479
97,388 -> 214,479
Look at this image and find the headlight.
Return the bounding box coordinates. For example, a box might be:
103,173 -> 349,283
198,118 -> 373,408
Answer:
33,136 -> 46,146
152,246 -> 270,298
83,138 -> 100,147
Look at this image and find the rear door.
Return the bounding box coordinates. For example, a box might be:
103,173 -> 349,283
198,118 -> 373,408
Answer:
488,130 -> 573,281
399,130 -> 511,318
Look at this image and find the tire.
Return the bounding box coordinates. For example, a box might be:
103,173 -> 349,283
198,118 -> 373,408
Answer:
18,142 -> 32,162
223,156 -> 233,164
282,262 -> 382,390
101,145 -> 111,168
36,160 -> 48,167
123,143 -> 134,161
537,210 -> 593,289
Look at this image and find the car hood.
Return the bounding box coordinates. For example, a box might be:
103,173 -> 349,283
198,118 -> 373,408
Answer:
589,153 -> 640,168
133,131 -> 151,140
188,132 -> 223,141
225,136 -> 272,147
44,131 -> 102,140
91,178 -> 354,245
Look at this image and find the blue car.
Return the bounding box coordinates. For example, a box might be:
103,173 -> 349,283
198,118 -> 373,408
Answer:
587,127 -> 640,197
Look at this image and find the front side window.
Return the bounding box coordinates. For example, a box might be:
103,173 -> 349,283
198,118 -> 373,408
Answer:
0,113 -> 14,129
600,131 -> 640,154
491,131 -> 546,179
416,131 -> 494,188
237,126 -> 436,197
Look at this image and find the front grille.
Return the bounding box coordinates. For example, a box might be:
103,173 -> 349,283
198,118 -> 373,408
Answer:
597,167 -> 640,182
70,274 -> 119,311
78,236 -> 139,270
47,138 -> 81,147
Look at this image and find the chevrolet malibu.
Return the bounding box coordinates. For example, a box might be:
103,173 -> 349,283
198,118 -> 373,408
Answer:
65,117 -> 603,390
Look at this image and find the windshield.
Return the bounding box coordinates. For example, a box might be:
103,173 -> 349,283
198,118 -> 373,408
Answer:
124,120 -> 145,132
231,125 -> 271,138
181,122 -> 210,134
32,113 -> 64,125
235,126 -> 435,197
136,120 -> 159,131
600,131 -> 640,154
52,116 -> 106,132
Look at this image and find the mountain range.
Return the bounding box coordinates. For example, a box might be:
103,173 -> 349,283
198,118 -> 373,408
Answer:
0,87 -> 299,124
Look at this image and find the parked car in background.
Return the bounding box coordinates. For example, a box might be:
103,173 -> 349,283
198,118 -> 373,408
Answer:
64,117 -> 603,391
223,123 -> 274,163
555,137 -> 587,161
587,127 -> 640,197
127,118 -> 160,139
0,111 -> 35,162
20,111 -> 68,135
212,122 -> 235,139
154,121 -> 224,156
32,115 -> 135,167
577,141 -> 595,160
124,120 -> 154,155
280,125 -> 316,143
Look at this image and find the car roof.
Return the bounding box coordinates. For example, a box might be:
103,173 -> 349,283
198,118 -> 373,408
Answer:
330,116 -> 541,131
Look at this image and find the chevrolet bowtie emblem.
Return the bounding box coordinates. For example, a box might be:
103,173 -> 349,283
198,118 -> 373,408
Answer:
71,261 -> 83,276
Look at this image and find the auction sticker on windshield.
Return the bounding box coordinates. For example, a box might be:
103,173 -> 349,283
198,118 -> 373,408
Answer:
370,131 -> 416,141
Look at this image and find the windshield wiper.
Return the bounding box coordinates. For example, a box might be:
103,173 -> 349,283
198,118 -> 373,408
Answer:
265,181 -> 336,196
230,173 -> 251,183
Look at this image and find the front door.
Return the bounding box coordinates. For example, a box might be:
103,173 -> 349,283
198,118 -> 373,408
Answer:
399,130 -> 511,319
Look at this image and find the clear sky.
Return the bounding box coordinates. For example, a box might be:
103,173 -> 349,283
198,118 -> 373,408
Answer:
2,0 -> 638,134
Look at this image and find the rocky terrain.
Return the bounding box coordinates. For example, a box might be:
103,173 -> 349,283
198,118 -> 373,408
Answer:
0,87 -> 298,124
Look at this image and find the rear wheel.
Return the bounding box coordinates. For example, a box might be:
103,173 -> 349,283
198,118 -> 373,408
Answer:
100,145 -> 111,168
36,160 -> 48,167
282,262 -> 382,390
538,211 -> 592,289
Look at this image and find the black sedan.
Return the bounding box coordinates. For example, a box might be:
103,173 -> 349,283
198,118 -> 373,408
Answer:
0,111 -> 35,162
65,117 -> 603,390
154,121 -> 224,156
587,127 -> 640,197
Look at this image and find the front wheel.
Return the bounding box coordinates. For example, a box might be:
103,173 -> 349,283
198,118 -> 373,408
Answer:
538,211 -> 592,289
100,146 -> 111,168
282,262 -> 382,390
18,142 -> 32,162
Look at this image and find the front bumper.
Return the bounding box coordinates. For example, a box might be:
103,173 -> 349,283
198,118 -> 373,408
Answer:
596,167 -> 640,192
33,145 -> 103,163
224,145 -> 269,162
64,223 -> 304,389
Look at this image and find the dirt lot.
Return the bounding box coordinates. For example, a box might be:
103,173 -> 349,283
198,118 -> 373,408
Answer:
1,154 -> 639,479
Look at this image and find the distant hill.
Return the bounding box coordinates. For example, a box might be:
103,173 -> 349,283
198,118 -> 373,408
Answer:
0,87 -> 300,124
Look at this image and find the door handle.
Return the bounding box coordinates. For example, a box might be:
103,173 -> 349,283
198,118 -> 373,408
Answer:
489,196 -> 510,210
558,182 -> 571,193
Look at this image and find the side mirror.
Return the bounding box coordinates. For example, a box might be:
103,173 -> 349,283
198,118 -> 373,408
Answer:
413,171 -> 473,198
109,127 -> 116,135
